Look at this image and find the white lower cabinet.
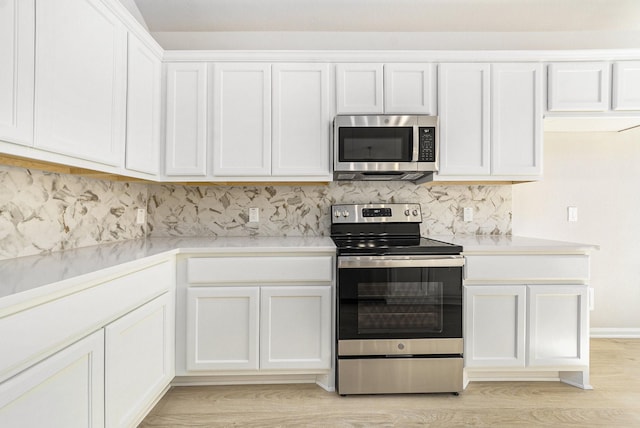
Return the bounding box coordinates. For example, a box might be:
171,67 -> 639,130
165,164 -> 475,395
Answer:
187,286 -> 260,371
527,285 -> 589,367
0,260 -> 176,427
105,292 -> 175,428
465,284 -> 589,368
186,285 -> 331,373
464,285 -> 526,368
260,286 -> 331,370
0,330 -> 105,427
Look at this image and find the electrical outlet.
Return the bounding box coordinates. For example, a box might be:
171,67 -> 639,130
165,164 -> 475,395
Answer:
249,207 -> 259,223
463,207 -> 473,222
136,208 -> 146,225
567,206 -> 578,222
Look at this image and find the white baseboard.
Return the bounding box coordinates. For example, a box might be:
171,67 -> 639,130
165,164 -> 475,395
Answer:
590,328 -> 640,338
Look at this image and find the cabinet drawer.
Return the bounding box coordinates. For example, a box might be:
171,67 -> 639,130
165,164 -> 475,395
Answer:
0,260 -> 173,383
465,255 -> 590,282
187,256 -> 333,284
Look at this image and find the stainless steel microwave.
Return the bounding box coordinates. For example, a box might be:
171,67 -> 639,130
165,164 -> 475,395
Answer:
333,115 -> 438,183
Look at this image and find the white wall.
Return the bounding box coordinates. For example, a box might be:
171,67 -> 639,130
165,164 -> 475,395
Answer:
513,129 -> 640,333
150,30 -> 640,50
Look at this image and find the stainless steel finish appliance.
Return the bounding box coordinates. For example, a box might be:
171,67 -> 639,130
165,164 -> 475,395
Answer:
333,115 -> 438,183
331,203 -> 464,395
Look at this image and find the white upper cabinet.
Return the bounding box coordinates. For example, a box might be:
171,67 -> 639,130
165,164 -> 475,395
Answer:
384,64 -> 437,114
0,0 -> 34,146
336,63 -> 384,114
437,63 -> 542,179
491,63 -> 543,176
125,34 -> 161,175
34,0 -> 127,166
547,62 -> 610,112
272,63 -> 331,177
213,63 -> 271,176
336,63 -> 436,115
437,63 -> 491,176
612,61 -> 640,111
164,62 -> 208,176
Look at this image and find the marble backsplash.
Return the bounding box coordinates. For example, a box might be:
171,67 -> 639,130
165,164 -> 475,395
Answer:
0,163 -> 512,260
0,165 -> 148,260
148,181 -> 512,238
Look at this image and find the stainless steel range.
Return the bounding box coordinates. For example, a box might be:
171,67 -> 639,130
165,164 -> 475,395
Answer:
331,203 -> 464,395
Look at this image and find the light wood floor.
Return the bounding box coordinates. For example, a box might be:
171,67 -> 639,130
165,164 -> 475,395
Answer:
140,339 -> 640,427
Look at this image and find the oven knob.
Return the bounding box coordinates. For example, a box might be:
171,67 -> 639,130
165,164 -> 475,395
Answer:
343,210 -> 350,217
398,343 -> 405,350
412,209 -> 419,217
334,210 -> 341,217
404,209 -> 410,216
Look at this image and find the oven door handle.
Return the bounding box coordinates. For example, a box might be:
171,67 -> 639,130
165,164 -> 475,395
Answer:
337,255 -> 465,269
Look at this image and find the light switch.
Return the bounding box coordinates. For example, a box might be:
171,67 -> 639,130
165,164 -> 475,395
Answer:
567,206 -> 578,222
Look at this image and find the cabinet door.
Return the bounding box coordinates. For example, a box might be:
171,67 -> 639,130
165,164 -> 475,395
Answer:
105,293 -> 174,428
125,34 -> 161,175
0,330 -> 104,427
491,63 -> 543,176
34,0 -> 127,166
464,285 -> 526,368
213,63 -> 271,176
547,62 -> 610,112
186,287 -> 260,371
612,61 -> 640,111
527,285 -> 589,367
438,63 -> 491,176
165,62 -> 208,176
384,64 -> 436,114
0,0 -> 34,146
260,286 -> 332,370
272,63 -> 331,177
335,63 -> 384,114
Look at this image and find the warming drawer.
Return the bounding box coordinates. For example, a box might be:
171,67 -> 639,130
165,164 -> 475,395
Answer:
338,357 -> 463,395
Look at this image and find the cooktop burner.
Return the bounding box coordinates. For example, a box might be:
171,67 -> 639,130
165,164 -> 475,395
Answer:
333,236 -> 462,256
330,203 -> 462,256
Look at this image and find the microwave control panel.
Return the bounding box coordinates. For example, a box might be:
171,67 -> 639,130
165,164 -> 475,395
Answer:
418,127 -> 436,162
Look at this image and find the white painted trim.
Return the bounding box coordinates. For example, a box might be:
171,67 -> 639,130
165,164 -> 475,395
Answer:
171,374 -> 326,387
162,49 -> 640,63
590,328 -> 640,338
100,0 -> 163,58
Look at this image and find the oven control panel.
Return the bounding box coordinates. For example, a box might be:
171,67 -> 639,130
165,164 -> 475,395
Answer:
332,203 -> 422,223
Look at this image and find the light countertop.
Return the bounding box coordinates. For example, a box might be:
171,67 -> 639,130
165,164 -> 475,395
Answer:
0,234 -> 597,313
430,235 -> 599,254
0,236 -> 335,311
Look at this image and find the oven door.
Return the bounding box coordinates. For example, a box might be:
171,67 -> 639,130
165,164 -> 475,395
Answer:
337,255 -> 463,341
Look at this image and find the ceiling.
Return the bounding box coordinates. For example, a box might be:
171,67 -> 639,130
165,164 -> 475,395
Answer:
131,0 -> 640,33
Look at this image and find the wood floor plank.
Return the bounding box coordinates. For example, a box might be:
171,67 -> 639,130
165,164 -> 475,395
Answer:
140,339 -> 640,427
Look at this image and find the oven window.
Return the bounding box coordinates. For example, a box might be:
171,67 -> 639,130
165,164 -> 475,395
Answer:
357,281 -> 443,334
339,127 -> 413,162
338,266 -> 462,340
